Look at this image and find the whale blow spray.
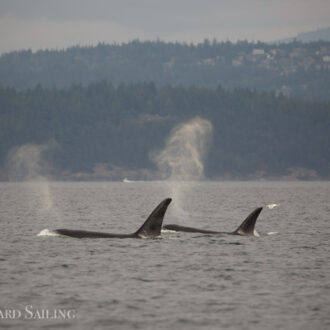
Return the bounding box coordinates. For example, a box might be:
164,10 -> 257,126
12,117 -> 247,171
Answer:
6,142 -> 56,210
153,117 -> 213,222
154,117 -> 212,181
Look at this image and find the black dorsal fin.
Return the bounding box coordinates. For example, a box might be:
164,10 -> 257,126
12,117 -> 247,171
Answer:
232,207 -> 263,236
135,198 -> 172,238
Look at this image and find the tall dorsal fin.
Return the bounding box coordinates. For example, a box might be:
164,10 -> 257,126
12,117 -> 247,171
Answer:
135,198 -> 172,238
232,207 -> 263,236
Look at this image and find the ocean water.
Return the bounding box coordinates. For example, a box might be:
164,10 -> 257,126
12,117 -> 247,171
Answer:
0,181 -> 329,329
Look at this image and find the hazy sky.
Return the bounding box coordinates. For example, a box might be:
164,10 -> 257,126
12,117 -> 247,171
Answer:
0,0 -> 329,53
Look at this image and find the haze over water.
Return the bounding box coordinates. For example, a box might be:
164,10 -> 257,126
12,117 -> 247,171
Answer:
0,181 -> 329,329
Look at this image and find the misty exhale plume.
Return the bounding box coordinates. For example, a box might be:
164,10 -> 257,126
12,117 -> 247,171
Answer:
6,143 -> 53,181
152,117 -> 213,221
153,117 -> 213,181
5,142 -> 56,211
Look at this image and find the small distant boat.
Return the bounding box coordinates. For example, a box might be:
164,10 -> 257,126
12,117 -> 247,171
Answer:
123,178 -> 134,183
267,203 -> 279,209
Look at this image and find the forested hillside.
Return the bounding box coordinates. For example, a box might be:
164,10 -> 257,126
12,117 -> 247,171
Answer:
0,83 -> 329,180
0,40 -> 330,100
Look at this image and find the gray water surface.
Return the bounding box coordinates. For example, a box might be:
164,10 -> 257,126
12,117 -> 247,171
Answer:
0,181 -> 329,329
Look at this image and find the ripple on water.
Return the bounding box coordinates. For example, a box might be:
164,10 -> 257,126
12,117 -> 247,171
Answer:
0,181 -> 329,330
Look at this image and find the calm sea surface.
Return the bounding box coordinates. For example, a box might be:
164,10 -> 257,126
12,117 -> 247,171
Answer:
0,181 -> 329,330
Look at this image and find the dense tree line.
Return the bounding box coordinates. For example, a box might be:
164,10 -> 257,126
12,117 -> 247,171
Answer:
0,82 -> 329,179
0,39 -> 329,100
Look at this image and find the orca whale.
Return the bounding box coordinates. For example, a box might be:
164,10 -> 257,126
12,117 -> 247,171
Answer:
163,207 -> 262,237
54,198 -> 172,238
